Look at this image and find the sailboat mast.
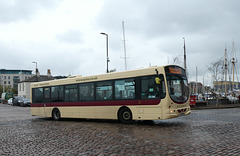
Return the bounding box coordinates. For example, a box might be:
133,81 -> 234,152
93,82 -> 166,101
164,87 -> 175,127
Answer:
196,66 -> 198,95
122,21 -> 127,70
225,46 -> 227,97
232,41 -> 236,92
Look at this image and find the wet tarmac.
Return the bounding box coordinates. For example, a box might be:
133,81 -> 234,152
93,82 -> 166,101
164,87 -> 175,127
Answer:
0,103 -> 240,155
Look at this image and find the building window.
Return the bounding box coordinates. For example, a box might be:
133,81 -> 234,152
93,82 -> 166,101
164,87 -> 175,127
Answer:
8,76 -> 10,79
4,81 -> 6,85
22,84 -> 24,91
13,76 -> 19,79
4,76 -> 6,79
8,81 -> 10,85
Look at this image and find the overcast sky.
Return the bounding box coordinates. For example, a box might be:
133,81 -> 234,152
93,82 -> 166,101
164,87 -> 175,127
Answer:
1,0 -> 240,86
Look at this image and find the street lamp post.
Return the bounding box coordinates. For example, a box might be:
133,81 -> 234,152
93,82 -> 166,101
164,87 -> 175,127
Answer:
100,32 -> 109,73
32,61 -> 38,82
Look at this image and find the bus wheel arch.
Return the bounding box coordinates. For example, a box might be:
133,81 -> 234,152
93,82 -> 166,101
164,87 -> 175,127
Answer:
118,107 -> 133,124
52,108 -> 61,121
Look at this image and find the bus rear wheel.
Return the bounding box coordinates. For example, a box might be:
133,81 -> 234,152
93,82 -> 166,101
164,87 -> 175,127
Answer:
118,108 -> 133,124
52,108 -> 61,121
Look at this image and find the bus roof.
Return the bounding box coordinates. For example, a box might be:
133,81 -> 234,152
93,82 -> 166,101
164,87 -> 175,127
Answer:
31,65 -> 181,88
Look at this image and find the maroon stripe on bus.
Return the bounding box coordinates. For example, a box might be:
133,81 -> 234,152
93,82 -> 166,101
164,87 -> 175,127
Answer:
31,99 -> 161,107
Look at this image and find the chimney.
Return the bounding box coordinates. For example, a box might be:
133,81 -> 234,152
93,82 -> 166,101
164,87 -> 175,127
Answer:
36,68 -> 40,77
36,68 -> 40,82
47,69 -> 52,77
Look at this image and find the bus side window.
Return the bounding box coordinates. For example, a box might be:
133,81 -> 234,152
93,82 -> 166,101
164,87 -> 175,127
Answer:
115,79 -> 135,99
158,74 -> 166,99
140,75 -> 166,99
65,85 -> 78,102
43,87 -> 50,103
96,81 -> 113,100
51,86 -> 59,102
33,88 -> 43,103
59,86 -> 64,102
79,83 -> 94,101
141,76 -> 158,99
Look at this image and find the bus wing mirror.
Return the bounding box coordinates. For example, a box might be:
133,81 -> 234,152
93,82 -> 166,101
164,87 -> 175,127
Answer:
155,77 -> 161,84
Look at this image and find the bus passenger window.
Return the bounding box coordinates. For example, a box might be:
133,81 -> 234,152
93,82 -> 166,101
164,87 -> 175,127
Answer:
115,79 -> 135,99
79,83 -> 94,101
32,88 -> 43,103
65,85 -> 78,102
51,86 -> 59,102
59,86 -> 64,102
96,81 -> 113,100
43,88 -> 50,102
51,86 -> 64,102
141,75 -> 166,99
158,74 -> 166,99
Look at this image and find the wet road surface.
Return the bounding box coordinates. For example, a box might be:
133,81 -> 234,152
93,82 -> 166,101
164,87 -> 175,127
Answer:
0,103 -> 239,155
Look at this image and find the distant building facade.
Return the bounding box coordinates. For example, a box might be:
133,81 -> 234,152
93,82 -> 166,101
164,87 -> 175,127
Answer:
0,69 -> 33,92
213,81 -> 240,92
189,81 -> 204,94
18,69 -> 54,99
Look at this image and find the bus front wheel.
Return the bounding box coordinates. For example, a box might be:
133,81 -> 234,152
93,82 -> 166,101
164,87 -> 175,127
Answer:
52,108 -> 61,121
118,108 -> 133,124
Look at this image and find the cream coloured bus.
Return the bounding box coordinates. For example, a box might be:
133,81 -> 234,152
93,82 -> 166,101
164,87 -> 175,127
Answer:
31,65 -> 191,123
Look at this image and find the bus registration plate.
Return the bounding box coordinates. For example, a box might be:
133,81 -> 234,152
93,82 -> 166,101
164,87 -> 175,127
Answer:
179,113 -> 185,116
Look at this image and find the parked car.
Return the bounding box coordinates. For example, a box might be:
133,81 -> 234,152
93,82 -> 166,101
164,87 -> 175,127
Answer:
13,97 -> 24,106
7,98 -> 13,105
20,98 -> 31,107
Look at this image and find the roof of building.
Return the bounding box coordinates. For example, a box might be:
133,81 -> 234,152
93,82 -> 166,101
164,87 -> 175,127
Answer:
20,75 -> 55,83
0,69 -> 32,75
54,76 -> 68,79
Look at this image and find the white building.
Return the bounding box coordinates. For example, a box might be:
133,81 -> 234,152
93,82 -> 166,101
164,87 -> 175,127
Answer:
18,69 -> 54,99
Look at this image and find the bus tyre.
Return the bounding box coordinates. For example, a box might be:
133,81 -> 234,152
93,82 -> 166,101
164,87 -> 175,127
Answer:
118,108 -> 132,124
52,108 -> 61,121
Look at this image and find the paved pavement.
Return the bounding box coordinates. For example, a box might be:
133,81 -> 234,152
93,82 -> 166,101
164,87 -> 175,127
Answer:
191,103 -> 240,110
0,103 -> 240,155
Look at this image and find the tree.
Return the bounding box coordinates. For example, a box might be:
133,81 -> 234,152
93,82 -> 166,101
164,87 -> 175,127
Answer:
0,85 -> 16,95
172,55 -> 183,66
207,58 -> 224,91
